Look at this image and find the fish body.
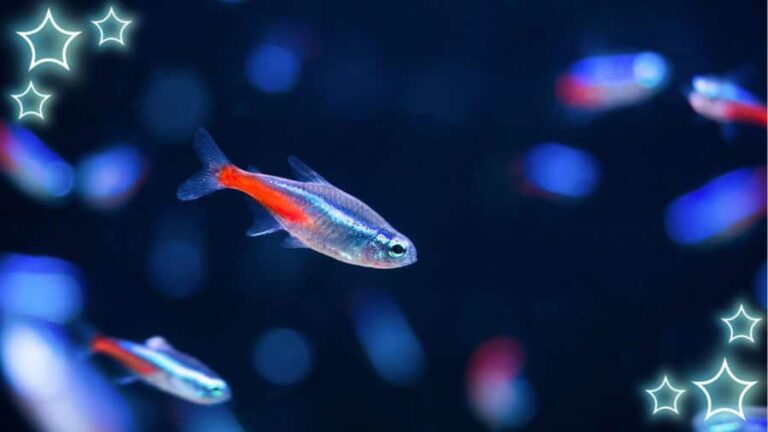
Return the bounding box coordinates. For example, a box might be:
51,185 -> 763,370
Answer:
177,129 -> 417,269
688,76 -> 767,127
91,335 -> 230,405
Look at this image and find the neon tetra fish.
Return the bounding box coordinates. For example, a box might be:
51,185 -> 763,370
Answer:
91,334 -> 231,405
177,128 -> 417,269
688,76 -> 767,128
556,52 -> 668,111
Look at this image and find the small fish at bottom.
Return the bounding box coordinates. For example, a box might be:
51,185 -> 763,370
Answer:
91,334 -> 231,405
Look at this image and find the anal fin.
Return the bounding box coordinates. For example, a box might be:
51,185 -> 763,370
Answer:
246,201 -> 282,237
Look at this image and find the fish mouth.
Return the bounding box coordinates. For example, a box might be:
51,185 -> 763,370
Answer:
397,251 -> 418,268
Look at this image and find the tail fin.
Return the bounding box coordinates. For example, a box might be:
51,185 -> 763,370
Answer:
177,128 -> 231,201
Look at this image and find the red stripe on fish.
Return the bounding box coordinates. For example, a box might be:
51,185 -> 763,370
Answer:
726,103 -> 768,127
218,166 -> 308,223
91,335 -> 156,376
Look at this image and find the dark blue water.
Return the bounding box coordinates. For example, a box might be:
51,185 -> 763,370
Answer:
0,0 -> 765,430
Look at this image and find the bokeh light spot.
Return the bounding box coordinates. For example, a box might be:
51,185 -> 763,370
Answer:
77,144 -> 146,210
466,337 -> 535,429
148,238 -> 205,299
0,254 -> 82,323
139,70 -> 210,143
524,142 -> 600,198
253,328 -> 313,385
246,44 -> 301,94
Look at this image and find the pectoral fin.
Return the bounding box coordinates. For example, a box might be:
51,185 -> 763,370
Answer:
282,236 -> 308,249
114,374 -> 140,386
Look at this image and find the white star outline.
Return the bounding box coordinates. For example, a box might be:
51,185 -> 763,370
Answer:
645,375 -> 686,415
721,304 -> 762,344
691,358 -> 758,420
16,8 -> 82,71
91,7 -> 132,46
10,82 -> 52,120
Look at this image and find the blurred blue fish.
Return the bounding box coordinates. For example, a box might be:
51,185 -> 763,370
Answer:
0,122 -> 74,202
91,334 -> 231,405
688,75 -> 767,128
557,52 -> 668,111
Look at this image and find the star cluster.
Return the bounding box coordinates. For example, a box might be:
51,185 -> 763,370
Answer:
644,303 -> 764,422
10,6 -> 134,123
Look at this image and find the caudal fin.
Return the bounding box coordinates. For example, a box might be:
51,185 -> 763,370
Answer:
177,128 -> 231,201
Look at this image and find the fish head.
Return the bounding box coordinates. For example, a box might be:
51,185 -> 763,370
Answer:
363,230 -> 417,269
175,373 -> 232,405
692,76 -> 721,100
198,376 -> 231,404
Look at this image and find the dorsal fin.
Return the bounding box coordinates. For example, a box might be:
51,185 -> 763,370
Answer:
145,336 -> 175,352
287,156 -> 331,184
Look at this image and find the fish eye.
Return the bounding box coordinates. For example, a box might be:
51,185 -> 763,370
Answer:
209,384 -> 224,396
388,241 -> 407,258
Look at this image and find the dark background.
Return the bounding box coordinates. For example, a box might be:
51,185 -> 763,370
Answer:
0,0 -> 766,430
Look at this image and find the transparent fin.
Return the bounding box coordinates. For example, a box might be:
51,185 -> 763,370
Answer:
282,236 -> 308,249
288,156 -> 331,184
177,128 -> 231,201
145,336 -> 175,351
246,201 -> 282,237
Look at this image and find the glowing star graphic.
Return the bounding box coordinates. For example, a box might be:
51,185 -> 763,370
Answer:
91,7 -> 132,46
692,358 -> 758,420
645,375 -> 686,415
10,82 -> 52,120
721,304 -> 762,344
16,8 -> 81,71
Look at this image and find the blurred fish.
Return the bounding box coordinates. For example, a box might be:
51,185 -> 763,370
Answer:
91,334 -> 231,405
665,166 -> 766,246
688,75 -> 767,129
0,122 -> 74,203
1,320 -> 136,432
556,52 -> 668,111
177,128 -> 417,269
